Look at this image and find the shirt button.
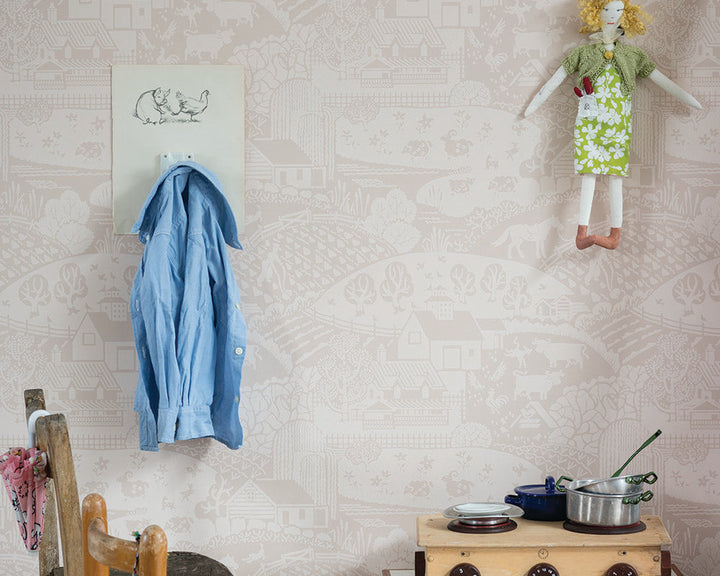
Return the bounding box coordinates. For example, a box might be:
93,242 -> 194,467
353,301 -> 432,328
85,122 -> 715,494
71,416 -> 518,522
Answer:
234,347 -> 244,355
234,396 -> 240,403
145,234 -> 150,242
235,303 -> 241,310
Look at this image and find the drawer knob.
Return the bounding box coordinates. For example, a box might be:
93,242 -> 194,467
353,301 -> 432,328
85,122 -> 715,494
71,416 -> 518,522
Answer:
605,564 -> 638,576
528,563 -> 559,576
449,563 -> 481,576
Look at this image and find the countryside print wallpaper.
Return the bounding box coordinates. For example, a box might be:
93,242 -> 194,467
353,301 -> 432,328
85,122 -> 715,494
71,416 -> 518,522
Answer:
1,1 -> 719,575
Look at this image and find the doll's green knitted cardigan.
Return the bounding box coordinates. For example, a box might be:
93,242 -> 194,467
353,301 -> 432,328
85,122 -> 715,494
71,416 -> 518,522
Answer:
563,40 -> 656,97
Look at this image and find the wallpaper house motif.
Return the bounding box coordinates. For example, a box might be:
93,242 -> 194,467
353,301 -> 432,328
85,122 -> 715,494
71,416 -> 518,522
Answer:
1,1 -> 719,576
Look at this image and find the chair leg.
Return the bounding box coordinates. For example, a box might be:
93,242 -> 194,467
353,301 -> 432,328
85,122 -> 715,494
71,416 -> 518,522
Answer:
138,525 -> 168,576
82,494 -> 109,576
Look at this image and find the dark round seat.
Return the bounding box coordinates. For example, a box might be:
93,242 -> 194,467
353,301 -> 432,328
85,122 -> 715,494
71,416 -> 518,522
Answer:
109,551 -> 233,576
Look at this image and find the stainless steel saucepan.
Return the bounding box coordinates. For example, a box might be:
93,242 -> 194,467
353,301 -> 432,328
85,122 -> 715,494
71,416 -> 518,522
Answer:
557,477 -> 653,526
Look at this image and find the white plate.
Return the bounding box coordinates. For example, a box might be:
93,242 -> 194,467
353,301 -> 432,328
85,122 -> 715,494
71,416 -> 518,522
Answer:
443,502 -> 524,520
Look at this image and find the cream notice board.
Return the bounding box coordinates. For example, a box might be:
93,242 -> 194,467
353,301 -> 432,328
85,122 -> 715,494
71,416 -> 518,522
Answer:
112,65 -> 245,234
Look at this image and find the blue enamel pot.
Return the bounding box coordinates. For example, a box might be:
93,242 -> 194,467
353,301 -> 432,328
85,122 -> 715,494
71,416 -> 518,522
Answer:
504,476 -> 567,521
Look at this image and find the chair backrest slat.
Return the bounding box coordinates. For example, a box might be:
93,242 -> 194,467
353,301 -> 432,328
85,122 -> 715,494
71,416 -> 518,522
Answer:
35,414 -> 84,576
24,389 -> 47,421
41,482 -> 60,576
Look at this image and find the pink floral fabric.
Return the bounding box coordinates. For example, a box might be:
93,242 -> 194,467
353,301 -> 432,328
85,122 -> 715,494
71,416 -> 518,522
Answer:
0,447 -> 48,551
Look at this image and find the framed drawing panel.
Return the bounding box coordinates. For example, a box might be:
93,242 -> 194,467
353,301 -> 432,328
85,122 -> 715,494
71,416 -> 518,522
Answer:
112,64 -> 245,234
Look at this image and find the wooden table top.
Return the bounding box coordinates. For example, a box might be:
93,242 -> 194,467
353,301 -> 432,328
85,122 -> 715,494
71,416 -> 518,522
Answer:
417,515 -> 672,549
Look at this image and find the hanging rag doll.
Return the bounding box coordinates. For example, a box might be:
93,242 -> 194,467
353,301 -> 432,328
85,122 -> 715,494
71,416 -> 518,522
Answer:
524,0 -> 701,250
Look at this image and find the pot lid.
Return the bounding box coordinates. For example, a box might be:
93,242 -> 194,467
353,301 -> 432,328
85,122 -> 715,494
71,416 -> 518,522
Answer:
515,475 -> 564,497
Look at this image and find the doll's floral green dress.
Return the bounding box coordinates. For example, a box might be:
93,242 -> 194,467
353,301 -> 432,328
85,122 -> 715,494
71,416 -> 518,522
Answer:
563,41 -> 656,177
574,65 -> 631,175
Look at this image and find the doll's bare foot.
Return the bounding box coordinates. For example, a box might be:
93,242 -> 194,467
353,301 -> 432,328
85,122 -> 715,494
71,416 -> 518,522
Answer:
576,225 -> 596,250
594,227 -> 621,250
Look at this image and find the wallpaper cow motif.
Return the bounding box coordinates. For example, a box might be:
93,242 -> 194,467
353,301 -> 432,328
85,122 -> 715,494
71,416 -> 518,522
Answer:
0,1 -> 718,576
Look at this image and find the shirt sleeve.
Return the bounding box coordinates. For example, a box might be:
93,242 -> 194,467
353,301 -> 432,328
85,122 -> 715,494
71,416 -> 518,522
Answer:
206,220 -> 246,450
140,239 -> 183,445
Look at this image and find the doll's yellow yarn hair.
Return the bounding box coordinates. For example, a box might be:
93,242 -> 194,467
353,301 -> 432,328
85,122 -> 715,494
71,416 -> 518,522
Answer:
578,0 -> 652,38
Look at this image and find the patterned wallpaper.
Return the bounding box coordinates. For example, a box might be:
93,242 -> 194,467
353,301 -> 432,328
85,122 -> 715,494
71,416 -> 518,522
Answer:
1,1 -> 719,575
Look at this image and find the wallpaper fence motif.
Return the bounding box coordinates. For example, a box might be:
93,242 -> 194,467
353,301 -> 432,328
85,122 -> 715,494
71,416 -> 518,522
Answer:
1,1 -> 719,575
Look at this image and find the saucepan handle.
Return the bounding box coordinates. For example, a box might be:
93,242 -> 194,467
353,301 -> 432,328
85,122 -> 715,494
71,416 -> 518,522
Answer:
641,471 -> 658,485
555,476 -> 572,493
626,471 -> 658,485
504,494 -> 521,506
623,490 -> 654,505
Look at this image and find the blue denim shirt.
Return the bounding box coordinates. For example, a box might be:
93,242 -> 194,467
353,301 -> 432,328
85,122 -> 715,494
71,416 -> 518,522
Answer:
130,161 -> 246,451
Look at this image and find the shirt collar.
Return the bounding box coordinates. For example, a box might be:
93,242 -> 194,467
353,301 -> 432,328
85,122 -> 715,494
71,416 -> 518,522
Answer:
132,160 -> 242,250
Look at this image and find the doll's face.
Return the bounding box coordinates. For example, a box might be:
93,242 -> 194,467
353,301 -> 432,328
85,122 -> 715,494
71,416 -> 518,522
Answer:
601,1 -> 625,33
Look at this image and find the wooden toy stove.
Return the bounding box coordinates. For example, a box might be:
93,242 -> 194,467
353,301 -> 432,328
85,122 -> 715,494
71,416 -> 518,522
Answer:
417,514 -> 673,576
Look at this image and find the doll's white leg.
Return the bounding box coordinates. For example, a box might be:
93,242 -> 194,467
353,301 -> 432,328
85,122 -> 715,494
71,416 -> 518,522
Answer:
576,174 -> 597,250
608,176 -> 623,228
595,175 -> 622,250
578,174 -> 596,225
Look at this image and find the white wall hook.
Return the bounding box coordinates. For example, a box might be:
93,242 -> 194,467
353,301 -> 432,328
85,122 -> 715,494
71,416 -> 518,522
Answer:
160,152 -> 194,172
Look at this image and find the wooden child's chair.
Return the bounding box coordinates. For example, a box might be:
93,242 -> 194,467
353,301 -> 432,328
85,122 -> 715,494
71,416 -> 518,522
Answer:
25,389 -> 83,576
24,389 -> 233,576
83,493 -> 167,576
